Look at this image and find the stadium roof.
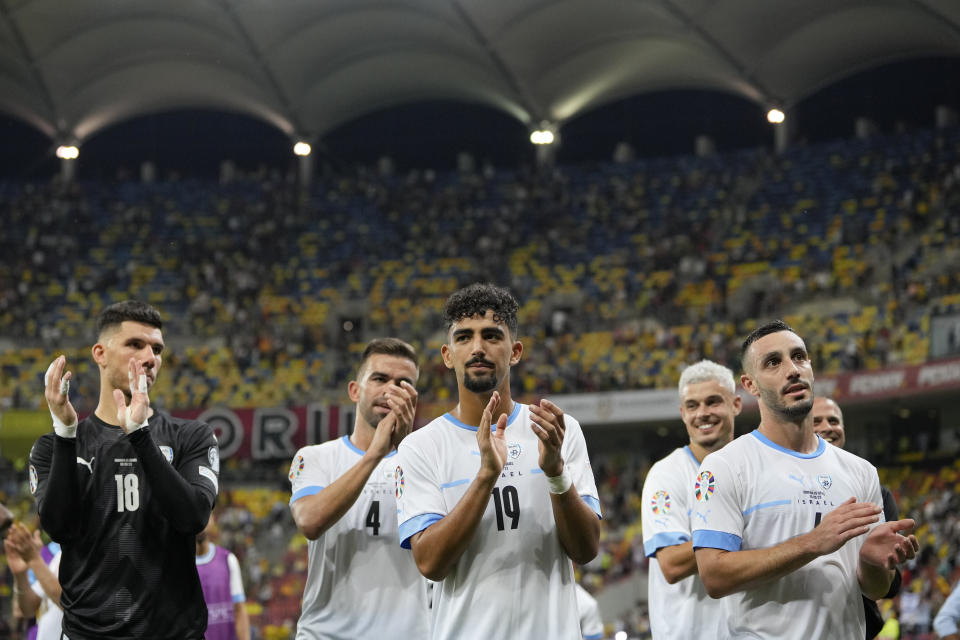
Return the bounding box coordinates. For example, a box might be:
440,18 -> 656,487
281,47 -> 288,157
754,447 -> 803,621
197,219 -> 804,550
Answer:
2,0 -> 959,143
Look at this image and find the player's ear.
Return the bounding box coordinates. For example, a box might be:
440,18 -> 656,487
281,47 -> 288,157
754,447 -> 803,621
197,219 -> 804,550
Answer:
440,344 -> 454,370
92,342 -> 106,366
732,394 -> 743,415
347,380 -> 361,402
509,340 -> 523,366
740,373 -> 758,397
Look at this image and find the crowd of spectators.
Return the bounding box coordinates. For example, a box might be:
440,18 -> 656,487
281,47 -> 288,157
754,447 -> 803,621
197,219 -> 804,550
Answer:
2,125 -> 960,419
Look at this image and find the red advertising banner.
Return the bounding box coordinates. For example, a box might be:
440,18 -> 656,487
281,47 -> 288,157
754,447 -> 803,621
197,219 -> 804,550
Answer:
172,404 -> 355,461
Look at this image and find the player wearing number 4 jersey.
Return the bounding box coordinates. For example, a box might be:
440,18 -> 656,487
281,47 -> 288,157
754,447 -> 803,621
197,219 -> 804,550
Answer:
29,301 -> 219,640
288,338 -> 429,640
691,320 -> 920,639
396,283 -> 602,640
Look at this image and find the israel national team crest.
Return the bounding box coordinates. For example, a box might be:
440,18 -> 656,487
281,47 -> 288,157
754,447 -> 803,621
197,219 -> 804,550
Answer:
507,443 -> 522,460
289,454 -> 305,481
695,470 -> 715,502
395,465 -> 405,499
29,465 -> 38,495
158,446 -> 174,464
818,473 -> 833,491
651,490 -> 671,514
207,446 -> 220,473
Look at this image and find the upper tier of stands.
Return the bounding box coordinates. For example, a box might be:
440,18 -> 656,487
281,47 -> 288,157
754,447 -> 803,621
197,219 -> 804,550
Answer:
2,126 -> 960,415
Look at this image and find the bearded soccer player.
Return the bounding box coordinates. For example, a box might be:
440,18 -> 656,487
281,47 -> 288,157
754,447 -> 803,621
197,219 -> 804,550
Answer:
641,360 -> 740,638
30,300 -> 219,639
396,283 -> 601,639
691,320 -> 919,639
288,338 -> 428,639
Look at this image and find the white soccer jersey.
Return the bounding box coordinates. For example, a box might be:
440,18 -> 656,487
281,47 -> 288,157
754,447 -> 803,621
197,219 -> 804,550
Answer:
396,403 -> 602,640
576,584 -> 604,640
289,436 -> 430,640
641,446 -> 724,639
30,549 -> 63,640
691,430 -> 883,639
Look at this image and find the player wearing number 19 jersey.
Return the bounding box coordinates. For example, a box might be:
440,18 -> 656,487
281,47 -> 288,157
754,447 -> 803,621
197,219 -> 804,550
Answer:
397,404 -> 600,639
396,284 -> 602,640
30,301 -> 219,640
288,338 -> 428,640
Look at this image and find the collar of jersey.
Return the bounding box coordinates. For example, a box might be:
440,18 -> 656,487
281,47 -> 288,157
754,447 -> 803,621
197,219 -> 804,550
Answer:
683,445 -> 699,465
444,401 -> 522,431
88,412 -> 158,431
196,544 -> 217,565
750,429 -> 826,458
341,434 -> 397,457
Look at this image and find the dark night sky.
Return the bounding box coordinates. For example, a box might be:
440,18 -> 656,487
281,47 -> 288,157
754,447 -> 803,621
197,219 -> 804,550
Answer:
1,56 -> 959,181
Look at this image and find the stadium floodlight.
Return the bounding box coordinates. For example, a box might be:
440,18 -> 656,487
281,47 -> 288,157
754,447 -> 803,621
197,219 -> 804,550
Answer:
293,141 -> 312,156
530,129 -> 555,145
56,145 -> 79,160
767,108 -> 786,124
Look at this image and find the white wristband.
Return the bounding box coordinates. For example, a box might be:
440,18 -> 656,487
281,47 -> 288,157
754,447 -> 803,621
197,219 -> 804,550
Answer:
546,469 -> 572,495
51,414 -> 77,439
123,416 -> 149,434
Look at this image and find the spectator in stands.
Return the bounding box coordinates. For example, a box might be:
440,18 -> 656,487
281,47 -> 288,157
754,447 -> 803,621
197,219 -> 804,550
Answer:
641,359 -> 739,638
934,579 -> 960,639
196,514 -> 250,640
288,338 -> 428,639
812,396 -> 902,639
4,522 -> 62,640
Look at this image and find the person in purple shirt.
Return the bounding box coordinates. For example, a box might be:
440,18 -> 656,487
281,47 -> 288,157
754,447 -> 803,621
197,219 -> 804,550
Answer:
195,515 -> 250,640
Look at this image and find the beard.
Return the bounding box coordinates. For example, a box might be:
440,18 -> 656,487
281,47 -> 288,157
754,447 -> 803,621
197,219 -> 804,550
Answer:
361,403 -> 389,429
464,369 -> 499,393
760,386 -> 813,419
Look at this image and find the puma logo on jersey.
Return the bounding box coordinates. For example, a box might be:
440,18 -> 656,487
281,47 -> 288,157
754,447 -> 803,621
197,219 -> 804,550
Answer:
76,456 -> 95,474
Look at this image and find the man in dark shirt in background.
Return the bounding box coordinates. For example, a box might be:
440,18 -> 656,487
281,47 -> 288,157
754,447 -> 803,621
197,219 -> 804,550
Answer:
812,396 -> 902,640
29,300 -> 219,640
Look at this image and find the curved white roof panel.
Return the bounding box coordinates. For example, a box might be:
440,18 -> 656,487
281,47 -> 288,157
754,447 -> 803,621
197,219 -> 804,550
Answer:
1,0 -> 958,142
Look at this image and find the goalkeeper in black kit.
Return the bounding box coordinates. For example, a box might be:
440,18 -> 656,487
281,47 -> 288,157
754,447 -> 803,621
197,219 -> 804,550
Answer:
29,300 -> 219,640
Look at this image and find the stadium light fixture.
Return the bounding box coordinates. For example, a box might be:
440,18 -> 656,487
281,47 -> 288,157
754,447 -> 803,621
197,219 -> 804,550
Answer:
767,108 -> 786,124
293,141 -> 312,156
530,129 -> 555,145
56,145 -> 79,160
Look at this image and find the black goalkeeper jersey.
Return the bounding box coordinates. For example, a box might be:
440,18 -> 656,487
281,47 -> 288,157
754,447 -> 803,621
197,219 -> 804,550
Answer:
29,411 -> 219,640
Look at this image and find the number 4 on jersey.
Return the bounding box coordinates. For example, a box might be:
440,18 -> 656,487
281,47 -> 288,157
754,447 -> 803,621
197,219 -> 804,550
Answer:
366,500 -> 380,535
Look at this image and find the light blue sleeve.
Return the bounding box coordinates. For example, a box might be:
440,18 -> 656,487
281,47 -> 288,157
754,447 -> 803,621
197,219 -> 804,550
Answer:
934,582 -> 960,637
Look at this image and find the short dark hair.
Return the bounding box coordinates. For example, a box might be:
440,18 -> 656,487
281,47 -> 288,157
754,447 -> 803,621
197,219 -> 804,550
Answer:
358,337 -> 418,376
96,300 -> 163,337
444,283 -> 519,337
740,319 -> 796,364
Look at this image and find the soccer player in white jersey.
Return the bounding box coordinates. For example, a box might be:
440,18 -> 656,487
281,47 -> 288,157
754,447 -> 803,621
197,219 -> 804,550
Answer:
288,338 -> 428,640
691,320 -> 920,639
641,359 -> 740,638
395,283 -> 601,640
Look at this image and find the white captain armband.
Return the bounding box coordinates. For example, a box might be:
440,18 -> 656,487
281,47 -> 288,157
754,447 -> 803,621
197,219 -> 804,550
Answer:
198,465 -> 219,494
